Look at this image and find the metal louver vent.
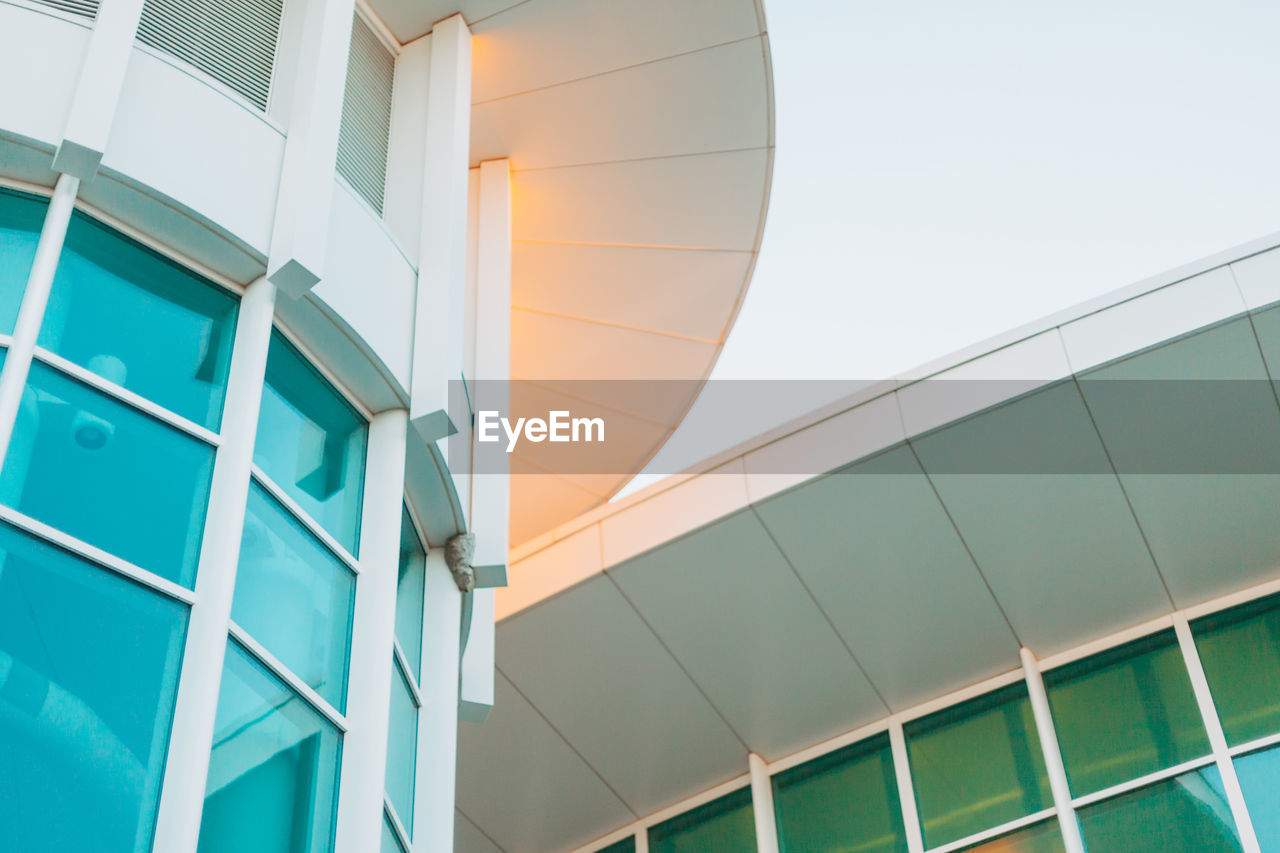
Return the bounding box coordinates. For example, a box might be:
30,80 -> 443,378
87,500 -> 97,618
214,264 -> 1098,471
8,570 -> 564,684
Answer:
336,13 -> 394,215
137,0 -> 285,111
32,0 -> 99,19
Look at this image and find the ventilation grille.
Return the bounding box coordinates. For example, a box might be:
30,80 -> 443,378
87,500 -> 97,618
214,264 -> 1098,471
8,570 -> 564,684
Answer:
336,13 -> 395,215
32,0 -> 99,19
137,0 -> 285,111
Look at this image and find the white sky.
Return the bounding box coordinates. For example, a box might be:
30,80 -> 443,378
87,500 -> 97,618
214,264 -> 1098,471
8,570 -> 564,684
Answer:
618,0 -> 1280,496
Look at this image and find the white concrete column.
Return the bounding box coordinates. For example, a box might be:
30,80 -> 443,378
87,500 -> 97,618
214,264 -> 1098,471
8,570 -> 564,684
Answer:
334,407 -> 409,853
1174,619 -> 1262,853
1020,648 -> 1086,853
0,174 -> 78,471
52,0 -> 146,177
410,13 -> 471,443
152,276 -> 278,853
414,548 -> 464,853
748,753 -> 780,853
266,0 -> 356,297
889,720 -> 925,853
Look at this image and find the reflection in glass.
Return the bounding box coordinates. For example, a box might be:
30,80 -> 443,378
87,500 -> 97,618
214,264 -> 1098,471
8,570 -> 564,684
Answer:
396,506 -> 426,682
0,188 -> 46,334
232,481 -> 355,712
0,522 -> 187,853
1077,766 -> 1242,852
957,820 -> 1064,852
772,733 -> 907,853
255,331 -> 367,553
198,641 -> 342,853
39,212 -> 238,429
1194,594 -> 1280,747
649,788 -> 756,853
595,837 -> 637,853
905,683 -> 1051,849
385,659 -> 417,836
1235,746 -> 1280,851
1045,629 -> 1208,796
0,361 -> 215,586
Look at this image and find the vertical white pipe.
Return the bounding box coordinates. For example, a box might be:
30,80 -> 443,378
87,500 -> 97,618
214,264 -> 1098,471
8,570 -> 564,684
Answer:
889,721 -> 926,853
152,276 -> 277,853
414,548 -> 463,853
1174,618 -> 1262,853
0,173 -> 79,472
334,408 -> 408,853
748,753 -> 781,853
1020,647 -> 1086,853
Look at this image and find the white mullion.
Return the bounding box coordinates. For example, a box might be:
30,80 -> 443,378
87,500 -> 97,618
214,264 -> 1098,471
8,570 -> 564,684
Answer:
393,640 -> 424,708
0,334 -> 12,349
1019,648 -> 1085,853
383,797 -> 412,851
0,503 -> 196,605
1069,754 -> 1217,810
747,753 -> 780,853
250,464 -> 362,573
925,807 -> 1058,853
1174,616 -> 1262,853
228,621 -> 349,732
889,720 -> 926,853
1229,731 -> 1280,759
31,346 -> 221,446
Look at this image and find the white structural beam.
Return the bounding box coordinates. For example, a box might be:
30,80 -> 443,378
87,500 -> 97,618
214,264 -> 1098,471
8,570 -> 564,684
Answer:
409,13 -> 471,443
152,276 -> 278,852
415,548 -> 464,852
334,408 -> 409,852
52,0 -> 145,178
266,0 -> 356,297
889,720 -> 926,853
0,174 -> 78,471
1020,648 -> 1086,853
748,753 -> 781,853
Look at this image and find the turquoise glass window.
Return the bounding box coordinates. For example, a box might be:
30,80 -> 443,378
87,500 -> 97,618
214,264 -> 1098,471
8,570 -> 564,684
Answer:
772,733 -> 907,853
1234,746 -> 1280,851
40,212 -> 237,430
396,506 -> 426,681
1076,766 -> 1242,852
1044,630 -> 1209,796
382,814 -> 407,853
232,481 -> 355,712
905,683 -> 1051,849
0,361 -> 215,586
199,641 -> 343,853
0,188 -> 46,334
958,820 -> 1064,852
1194,594 -> 1280,747
649,788 -> 756,853
255,331 -> 367,553
0,522 -> 187,853
385,659 -> 418,835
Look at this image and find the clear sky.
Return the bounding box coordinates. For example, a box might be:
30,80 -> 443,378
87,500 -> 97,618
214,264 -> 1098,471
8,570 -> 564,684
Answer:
619,0 -> 1280,495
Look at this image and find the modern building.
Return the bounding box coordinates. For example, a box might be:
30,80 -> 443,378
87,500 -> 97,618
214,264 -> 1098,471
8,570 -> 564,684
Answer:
465,237 -> 1280,853
0,1 -> 771,853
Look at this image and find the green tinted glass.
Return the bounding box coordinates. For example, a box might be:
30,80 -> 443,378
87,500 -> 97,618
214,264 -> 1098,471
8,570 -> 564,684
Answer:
773,733 -> 906,853
199,641 -> 342,853
41,212 -> 238,430
0,361 -> 214,586
649,788 -> 755,853
1234,745 -> 1280,851
382,813 -> 407,853
0,522 -> 187,853
0,189 -> 46,334
1076,766 -> 1242,852
255,331 -> 366,553
905,683 -> 1051,849
1045,630 -> 1208,796
231,481 -> 355,712
958,820 -> 1065,852
395,506 -> 426,682
1194,594 -> 1280,747
596,837 -> 637,853
385,658 -> 417,836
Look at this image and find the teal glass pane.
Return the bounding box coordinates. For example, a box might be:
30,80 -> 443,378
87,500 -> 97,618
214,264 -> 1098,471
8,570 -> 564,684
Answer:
199,641 -> 342,853
1194,594 -> 1280,747
1235,745 -> 1280,851
0,522 -> 187,853
1044,630 -> 1209,796
905,683 -> 1051,849
649,788 -> 756,853
255,331 -> 367,553
40,211 -> 237,430
596,837 -> 637,853
958,820 -> 1065,852
395,506 -> 426,682
0,188 -> 46,334
232,481 -> 355,712
382,813 -> 408,853
385,657 -> 417,837
0,361 -> 215,586
773,733 -> 907,853
1077,765 -> 1243,852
